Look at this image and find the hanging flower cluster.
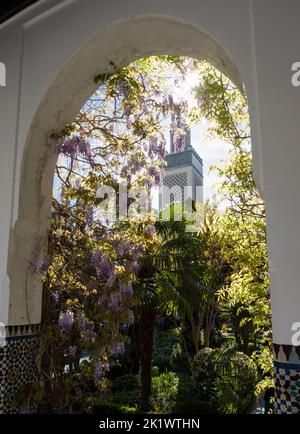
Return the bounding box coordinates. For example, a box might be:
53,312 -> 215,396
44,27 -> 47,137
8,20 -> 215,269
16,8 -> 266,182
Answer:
58,311 -> 74,333
91,250 -> 116,287
51,135 -> 91,159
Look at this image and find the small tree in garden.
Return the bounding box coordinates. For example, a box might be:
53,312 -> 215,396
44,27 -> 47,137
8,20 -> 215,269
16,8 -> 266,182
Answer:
179,203 -> 230,353
134,213 -> 206,411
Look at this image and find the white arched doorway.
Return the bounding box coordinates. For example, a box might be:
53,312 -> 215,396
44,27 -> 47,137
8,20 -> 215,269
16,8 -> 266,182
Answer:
8,15 -> 244,327
1,6 -> 298,414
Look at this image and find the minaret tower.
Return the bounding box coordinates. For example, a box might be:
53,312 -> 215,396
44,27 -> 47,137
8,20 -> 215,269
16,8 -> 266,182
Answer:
160,127 -> 203,210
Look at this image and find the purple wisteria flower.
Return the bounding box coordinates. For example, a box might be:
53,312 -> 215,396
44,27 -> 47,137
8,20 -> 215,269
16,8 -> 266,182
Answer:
130,261 -> 140,276
68,345 -> 77,358
148,137 -> 166,159
83,328 -> 96,342
109,291 -> 124,312
156,142 -> 166,159
148,167 -> 162,187
130,244 -> 143,261
108,342 -> 125,357
145,225 -> 156,237
78,311 -> 88,333
77,311 -> 96,340
34,256 -> 51,274
51,291 -> 59,303
91,250 -> 116,287
19,407 -> 30,415
58,311 -> 74,333
129,157 -> 143,175
94,361 -> 103,386
107,269 -> 116,288
84,206 -> 94,227
99,294 -> 110,310
104,229 -> 113,240
117,240 -> 131,258
120,282 -> 133,298
86,281 -> 96,292
94,360 -> 110,387
148,137 -> 158,157
51,136 -> 91,159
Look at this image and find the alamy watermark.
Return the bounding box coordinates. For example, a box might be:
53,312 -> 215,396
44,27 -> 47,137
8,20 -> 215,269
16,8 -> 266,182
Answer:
95,182 -> 203,232
291,322 -> 300,346
0,322 -> 7,347
291,62 -> 300,87
0,62 -> 6,87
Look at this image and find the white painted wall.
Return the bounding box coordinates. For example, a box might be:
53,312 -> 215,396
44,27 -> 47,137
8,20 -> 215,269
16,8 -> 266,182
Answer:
0,0 -> 299,345
250,1 -> 300,345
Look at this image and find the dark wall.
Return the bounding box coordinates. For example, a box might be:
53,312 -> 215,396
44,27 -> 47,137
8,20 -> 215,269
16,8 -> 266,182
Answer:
0,0 -> 40,25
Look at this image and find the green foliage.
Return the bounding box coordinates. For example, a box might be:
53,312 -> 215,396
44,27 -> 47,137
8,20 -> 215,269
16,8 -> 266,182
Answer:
110,370 -> 214,414
170,341 -> 190,373
214,351 -> 258,414
111,374 -> 140,408
152,328 -> 188,373
194,63 -> 271,353
191,347 -> 258,414
151,371 -> 210,414
191,348 -> 220,399
252,345 -> 274,397
151,372 -> 179,413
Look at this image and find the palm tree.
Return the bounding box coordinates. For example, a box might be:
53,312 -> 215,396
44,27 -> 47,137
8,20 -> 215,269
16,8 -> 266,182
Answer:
134,213 -> 205,412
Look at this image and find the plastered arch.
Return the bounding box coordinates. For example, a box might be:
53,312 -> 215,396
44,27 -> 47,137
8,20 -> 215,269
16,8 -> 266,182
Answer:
7,14 -> 248,325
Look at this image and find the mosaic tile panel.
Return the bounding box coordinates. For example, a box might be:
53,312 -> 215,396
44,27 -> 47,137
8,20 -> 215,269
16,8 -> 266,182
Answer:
0,324 -> 40,414
273,343 -> 300,414
273,343 -> 300,364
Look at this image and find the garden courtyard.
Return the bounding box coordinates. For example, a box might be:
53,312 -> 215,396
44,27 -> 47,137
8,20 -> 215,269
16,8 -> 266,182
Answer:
18,55 -> 273,415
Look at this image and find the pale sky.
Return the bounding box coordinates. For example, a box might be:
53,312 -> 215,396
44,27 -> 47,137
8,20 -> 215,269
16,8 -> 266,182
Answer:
171,70 -> 231,203
152,70 -> 232,210
189,123 -> 231,202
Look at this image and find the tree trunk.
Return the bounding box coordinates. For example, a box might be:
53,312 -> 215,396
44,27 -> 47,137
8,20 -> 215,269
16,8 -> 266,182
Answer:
139,307 -> 156,413
130,323 -> 140,375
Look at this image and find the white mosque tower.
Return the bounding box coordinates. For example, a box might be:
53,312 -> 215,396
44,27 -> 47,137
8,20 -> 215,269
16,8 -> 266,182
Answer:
159,126 -> 203,211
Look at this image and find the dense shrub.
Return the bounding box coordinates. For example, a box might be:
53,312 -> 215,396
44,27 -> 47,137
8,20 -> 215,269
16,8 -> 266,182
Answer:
151,372 -> 179,413
111,374 -> 140,408
214,352 -> 258,414
191,348 -> 219,400
151,371 -> 199,413
112,374 -> 140,392
191,347 -> 258,413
